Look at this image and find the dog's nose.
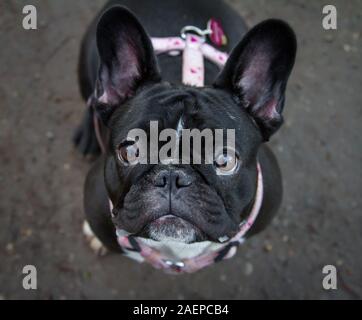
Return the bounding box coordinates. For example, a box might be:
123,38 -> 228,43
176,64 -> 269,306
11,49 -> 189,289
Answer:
154,170 -> 193,189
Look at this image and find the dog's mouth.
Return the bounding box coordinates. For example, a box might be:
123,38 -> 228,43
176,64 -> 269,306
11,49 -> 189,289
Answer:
135,215 -> 208,243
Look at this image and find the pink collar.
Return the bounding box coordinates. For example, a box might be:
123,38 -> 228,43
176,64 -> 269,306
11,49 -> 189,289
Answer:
94,30 -> 264,273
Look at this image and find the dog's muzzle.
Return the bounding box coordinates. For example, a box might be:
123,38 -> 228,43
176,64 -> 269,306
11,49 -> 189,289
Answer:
112,163 -> 263,274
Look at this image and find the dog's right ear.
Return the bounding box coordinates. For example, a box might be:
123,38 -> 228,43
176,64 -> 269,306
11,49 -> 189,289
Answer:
94,6 -> 161,124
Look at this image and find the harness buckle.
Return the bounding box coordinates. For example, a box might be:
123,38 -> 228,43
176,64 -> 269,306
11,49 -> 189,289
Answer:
180,25 -> 210,42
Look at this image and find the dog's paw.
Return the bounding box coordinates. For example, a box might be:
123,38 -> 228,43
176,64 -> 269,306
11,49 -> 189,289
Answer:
82,221 -> 108,256
73,108 -> 101,158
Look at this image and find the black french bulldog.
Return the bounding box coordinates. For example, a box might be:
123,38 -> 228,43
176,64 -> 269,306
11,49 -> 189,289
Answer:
74,0 -> 296,259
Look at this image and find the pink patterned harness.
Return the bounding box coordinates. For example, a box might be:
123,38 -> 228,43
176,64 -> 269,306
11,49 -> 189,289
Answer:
151,34 -> 228,86
93,29 -> 264,274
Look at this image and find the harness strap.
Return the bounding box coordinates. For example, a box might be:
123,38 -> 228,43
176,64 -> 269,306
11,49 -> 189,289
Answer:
151,35 -> 229,86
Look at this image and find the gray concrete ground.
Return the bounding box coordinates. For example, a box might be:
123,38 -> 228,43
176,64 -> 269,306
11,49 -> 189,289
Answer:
0,0 -> 361,299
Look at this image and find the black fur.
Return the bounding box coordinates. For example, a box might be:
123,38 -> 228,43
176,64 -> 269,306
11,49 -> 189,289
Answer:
75,0 -> 296,251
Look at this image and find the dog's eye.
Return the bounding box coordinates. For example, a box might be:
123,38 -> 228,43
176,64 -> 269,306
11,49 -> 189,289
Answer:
117,140 -> 140,166
214,149 -> 239,175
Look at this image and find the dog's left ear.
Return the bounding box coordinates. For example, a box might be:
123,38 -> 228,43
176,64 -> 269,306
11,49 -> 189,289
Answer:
94,6 -> 161,124
214,19 -> 297,140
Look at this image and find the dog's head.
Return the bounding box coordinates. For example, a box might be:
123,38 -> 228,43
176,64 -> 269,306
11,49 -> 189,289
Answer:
93,7 -> 296,244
